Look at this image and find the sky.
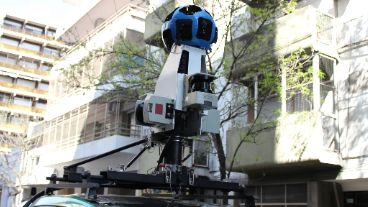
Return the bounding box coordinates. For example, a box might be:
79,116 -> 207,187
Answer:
0,0 -> 100,34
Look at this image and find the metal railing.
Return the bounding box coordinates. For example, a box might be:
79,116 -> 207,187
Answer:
0,61 -> 49,76
0,42 -> 59,60
29,123 -> 144,151
1,24 -> 60,42
286,83 -> 314,113
0,101 -> 45,115
0,82 -> 48,95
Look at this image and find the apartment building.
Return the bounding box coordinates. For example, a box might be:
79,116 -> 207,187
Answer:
0,15 -> 65,139
20,0 -> 148,202
225,0 -> 368,206
0,14 -> 67,207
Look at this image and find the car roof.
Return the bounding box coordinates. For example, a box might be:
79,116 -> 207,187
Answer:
30,194 -> 229,207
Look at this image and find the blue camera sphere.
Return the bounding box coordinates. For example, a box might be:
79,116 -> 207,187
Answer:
161,5 -> 218,51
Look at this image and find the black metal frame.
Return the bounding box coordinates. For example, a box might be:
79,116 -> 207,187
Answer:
47,138 -> 251,197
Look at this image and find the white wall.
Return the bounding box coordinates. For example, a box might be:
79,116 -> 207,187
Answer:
334,0 -> 368,183
47,6 -> 146,120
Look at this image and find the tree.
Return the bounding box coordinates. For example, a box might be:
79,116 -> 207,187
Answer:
0,133 -> 37,207
59,0 -> 314,180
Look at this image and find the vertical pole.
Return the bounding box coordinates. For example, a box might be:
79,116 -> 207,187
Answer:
313,54 -> 321,111
281,66 -> 287,114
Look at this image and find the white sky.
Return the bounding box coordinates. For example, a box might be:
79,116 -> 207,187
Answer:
0,0 -> 100,33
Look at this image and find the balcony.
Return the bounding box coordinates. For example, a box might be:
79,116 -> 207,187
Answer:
226,81 -> 341,178
0,61 -> 49,78
0,82 -> 48,99
144,0 -> 191,47
0,42 -> 59,62
0,123 -> 27,134
27,123 -> 143,168
0,101 -> 45,116
1,24 -> 65,47
228,6 -> 338,75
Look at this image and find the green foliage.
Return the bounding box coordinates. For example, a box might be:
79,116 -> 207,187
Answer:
58,0 -> 315,179
280,48 -> 314,98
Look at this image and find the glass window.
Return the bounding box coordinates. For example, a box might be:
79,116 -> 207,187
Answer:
19,58 -> 39,69
41,63 -> 53,71
286,183 -> 307,203
1,36 -> 20,46
4,18 -> 22,29
35,99 -> 47,109
46,29 -> 56,37
0,53 -> 17,65
262,185 -> 285,203
17,78 -> 36,88
19,41 -> 41,52
14,96 -> 32,107
0,93 -> 10,102
193,139 -> 209,167
0,75 -> 13,83
38,81 -> 49,91
43,47 -> 60,57
24,23 -> 44,35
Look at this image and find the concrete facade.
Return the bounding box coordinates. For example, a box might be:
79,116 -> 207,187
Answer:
0,14 -> 67,207
18,0 -> 148,206
226,0 -> 368,206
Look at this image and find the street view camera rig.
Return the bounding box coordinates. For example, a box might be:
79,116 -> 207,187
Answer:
45,5 -> 255,205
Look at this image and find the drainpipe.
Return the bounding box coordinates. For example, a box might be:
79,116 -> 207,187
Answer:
0,186 -> 9,207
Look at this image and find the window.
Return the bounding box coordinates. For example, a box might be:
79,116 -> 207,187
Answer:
285,64 -> 313,113
43,46 -> 60,57
286,184 -> 307,203
0,52 -> 17,65
46,29 -> 56,37
345,191 -> 368,207
193,139 -> 209,167
263,185 -> 285,203
248,183 -> 307,206
319,55 -> 335,107
38,81 -> 49,91
35,100 -> 47,111
13,96 -> 32,107
41,63 -> 53,71
19,58 -> 39,69
0,93 -> 11,102
24,23 -> 44,35
1,36 -> 20,46
0,75 -> 13,83
17,78 -> 36,88
19,41 -> 41,52
3,18 -> 22,29
242,75 -> 281,123
286,85 -> 313,113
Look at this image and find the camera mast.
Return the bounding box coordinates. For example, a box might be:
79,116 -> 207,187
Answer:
46,5 -> 254,205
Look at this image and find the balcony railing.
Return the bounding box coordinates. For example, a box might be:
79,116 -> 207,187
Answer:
0,82 -> 48,96
28,123 -> 144,151
0,101 -> 45,115
0,42 -> 59,60
1,24 -> 60,42
226,79 -> 339,174
0,123 -> 27,133
228,6 -> 337,73
286,83 -> 313,113
0,61 -> 49,76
